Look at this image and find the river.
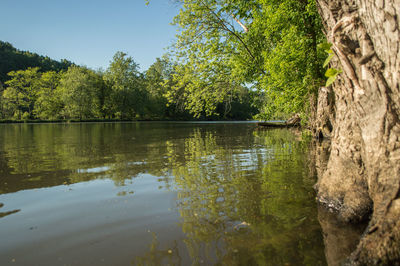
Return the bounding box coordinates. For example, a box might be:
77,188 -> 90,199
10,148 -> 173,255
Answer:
0,122 -> 327,265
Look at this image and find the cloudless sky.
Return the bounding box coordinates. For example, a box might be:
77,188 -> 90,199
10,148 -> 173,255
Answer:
0,0 -> 180,71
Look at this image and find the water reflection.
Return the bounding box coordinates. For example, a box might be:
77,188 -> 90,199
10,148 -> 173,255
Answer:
318,207 -> 367,266
164,129 -> 325,265
310,140 -> 367,266
0,209 -> 20,219
133,232 -> 182,266
0,123 -> 326,265
0,203 -> 20,219
0,123 -> 186,193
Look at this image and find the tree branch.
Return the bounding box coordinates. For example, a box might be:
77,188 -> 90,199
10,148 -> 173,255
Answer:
231,15 -> 248,32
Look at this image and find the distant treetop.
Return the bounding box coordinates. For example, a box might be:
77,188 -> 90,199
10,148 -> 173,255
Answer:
0,41 -> 74,84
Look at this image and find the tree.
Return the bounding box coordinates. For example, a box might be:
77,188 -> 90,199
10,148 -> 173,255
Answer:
253,0 -> 325,120
314,0 -> 400,264
169,0 -> 261,118
34,71 -> 63,120
171,0 -> 325,120
104,52 -> 145,119
144,56 -> 172,119
3,67 -> 41,119
0,41 -> 72,84
92,70 -> 111,119
58,66 -> 100,119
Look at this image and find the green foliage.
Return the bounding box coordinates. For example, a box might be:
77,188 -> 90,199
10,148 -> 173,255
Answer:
325,68 -> 341,77
319,42 -> 334,69
166,0 -> 263,118
323,53 -> 334,68
170,0 -> 326,121
144,57 -> 173,119
104,52 -> 146,119
319,42 -> 343,87
0,42 -> 258,121
2,0 -> 331,122
58,66 -> 102,119
3,67 -> 41,119
325,68 -> 342,87
251,0 -> 326,119
0,41 -> 72,84
165,63 -> 245,118
34,71 -> 63,120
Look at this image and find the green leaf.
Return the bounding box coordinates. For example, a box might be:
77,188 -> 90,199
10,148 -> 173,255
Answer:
325,68 -> 340,77
318,42 -> 332,52
326,76 -> 337,87
323,53 -> 334,68
325,68 -> 342,86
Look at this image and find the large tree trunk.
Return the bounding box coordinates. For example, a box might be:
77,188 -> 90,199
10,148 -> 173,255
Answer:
314,0 -> 400,264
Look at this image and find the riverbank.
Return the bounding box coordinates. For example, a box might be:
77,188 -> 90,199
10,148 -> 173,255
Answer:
0,118 -> 257,124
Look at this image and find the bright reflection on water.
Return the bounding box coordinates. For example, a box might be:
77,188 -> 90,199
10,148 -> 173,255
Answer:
0,122 -> 326,265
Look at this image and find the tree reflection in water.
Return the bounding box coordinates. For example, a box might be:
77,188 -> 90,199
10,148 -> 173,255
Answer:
134,128 -> 326,265
132,232 -> 182,266
0,123 -> 326,265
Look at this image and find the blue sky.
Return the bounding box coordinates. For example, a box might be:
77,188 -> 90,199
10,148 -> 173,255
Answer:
0,0 -> 180,71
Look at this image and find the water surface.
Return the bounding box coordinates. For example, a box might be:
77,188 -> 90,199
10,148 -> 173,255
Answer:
0,122 -> 326,265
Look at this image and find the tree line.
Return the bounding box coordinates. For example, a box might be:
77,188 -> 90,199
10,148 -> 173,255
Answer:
0,47 -> 257,121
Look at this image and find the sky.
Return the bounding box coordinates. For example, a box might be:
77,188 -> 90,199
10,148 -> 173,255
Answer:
0,0 -> 180,71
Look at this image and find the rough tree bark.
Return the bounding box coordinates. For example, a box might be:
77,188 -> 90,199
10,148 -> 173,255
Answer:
314,0 -> 400,264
